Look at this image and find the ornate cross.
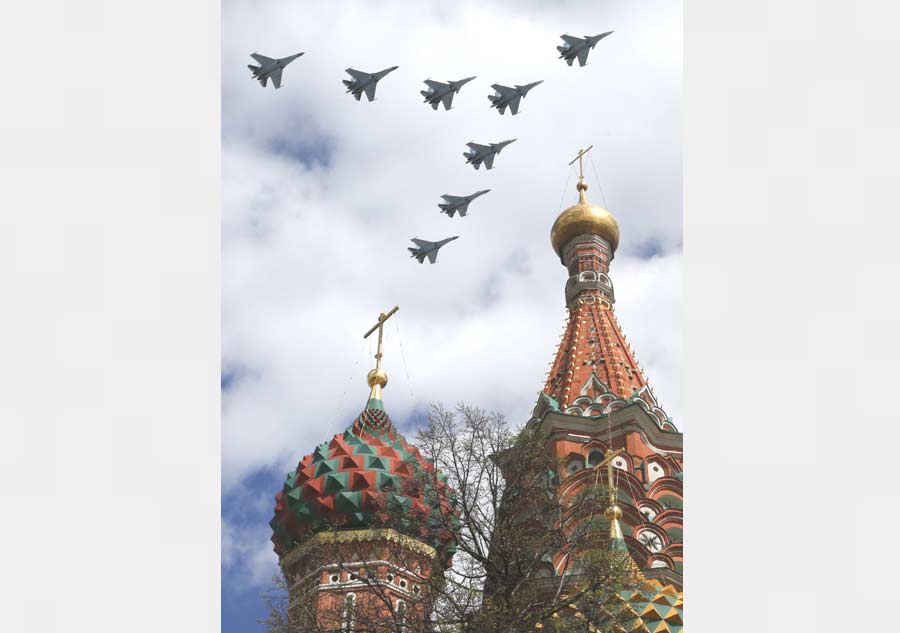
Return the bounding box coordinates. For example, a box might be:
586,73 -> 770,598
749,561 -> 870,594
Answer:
593,447 -> 626,505
568,145 -> 594,180
363,305 -> 399,373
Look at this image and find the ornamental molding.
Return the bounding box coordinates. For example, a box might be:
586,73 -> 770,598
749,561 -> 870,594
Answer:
281,528 -> 438,568
541,374 -> 676,433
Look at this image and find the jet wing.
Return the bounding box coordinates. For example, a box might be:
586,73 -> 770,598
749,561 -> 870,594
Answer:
441,93 -> 453,110
490,83 -> 515,96
466,142 -> 489,152
561,34 -> 584,46
363,83 -> 377,102
427,250 -> 438,264
270,68 -> 283,89
251,53 -> 276,65
483,153 -> 495,170
577,48 -> 590,67
456,204 -> 469,217
411,238 -> 431,248
441,195 -> 462,203
508,96 -> 521,115
424,79 -> 447,90
345,68 -> 370,81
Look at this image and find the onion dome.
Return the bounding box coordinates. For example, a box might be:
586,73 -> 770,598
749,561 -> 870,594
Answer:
550,176 -> 620,257
270,308 -> 456,559
269,405 -> 455,558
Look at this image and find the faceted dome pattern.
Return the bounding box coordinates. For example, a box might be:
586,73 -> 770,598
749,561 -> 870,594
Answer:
270,406 -> 455,557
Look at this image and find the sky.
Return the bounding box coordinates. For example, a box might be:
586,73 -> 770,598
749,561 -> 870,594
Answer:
222,1 -> 682,629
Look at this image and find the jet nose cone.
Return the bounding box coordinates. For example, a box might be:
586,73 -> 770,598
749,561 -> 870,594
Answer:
389,66 -> 399,71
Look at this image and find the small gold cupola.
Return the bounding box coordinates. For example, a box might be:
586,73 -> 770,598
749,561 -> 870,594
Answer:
550,147 -> 620,258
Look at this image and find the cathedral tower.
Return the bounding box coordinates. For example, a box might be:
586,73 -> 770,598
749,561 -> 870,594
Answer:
269,307 -> 455,632
532,150 -> 684,589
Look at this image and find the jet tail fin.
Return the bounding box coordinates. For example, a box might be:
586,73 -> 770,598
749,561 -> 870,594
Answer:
420,90 -> 432,98
408,247 -> 418,255
342,79 -> 354,87
556,46 -> 568,54
438,204 -> 450,212
248,64 -> 260,73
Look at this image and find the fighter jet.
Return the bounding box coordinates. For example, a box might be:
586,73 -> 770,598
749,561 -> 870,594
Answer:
408,236 -> 459,264
247,52 -> 304,89
438,189 -> 490,218
343,66 -> 399,102
463,139 -> 516,170
487,81 -> 543,116
420,76 -> 477,111
557,31 -> 613,67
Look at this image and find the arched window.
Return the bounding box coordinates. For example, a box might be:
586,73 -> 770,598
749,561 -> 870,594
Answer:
342,593 -> 356,632
587,450 -> 605,468
566,457 -> 584,476
647,461 -> 666,483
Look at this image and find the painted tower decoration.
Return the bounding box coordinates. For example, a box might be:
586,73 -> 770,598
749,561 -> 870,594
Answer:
532,147 -> 684,594
270,307 -> 455,631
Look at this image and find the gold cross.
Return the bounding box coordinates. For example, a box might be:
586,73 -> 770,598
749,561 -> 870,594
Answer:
363,305 -> 399,373
568,145 -> 594,180
593,447 -> 626,505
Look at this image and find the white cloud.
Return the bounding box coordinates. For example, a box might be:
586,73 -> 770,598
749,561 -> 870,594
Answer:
222,0 -> 683,494
223,515 -> 280,590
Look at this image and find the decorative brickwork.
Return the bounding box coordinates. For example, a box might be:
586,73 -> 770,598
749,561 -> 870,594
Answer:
534,178 -> 683,591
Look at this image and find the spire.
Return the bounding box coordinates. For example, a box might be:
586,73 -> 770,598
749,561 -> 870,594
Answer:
362,305 -> 399,410
541,147 -> 665,413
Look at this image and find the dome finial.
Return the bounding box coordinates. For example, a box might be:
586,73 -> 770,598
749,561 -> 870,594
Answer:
570,145 -> 593,198
593,447 -> 628,548
576,175 -> 588,203
362,305 -> 399,409
550,145 -> 620,257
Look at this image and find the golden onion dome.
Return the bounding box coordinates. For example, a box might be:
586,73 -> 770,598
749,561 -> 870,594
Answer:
550,178 -> 619,257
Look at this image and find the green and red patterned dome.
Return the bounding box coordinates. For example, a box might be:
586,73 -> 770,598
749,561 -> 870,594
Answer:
270,398 -> 456,557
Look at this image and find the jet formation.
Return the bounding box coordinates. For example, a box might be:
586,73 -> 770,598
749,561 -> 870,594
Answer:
487,81 -> 543,116
343,66 -> 399,102
420,77 -> 477,111
247,52 -> 304,89
247,29 -> 613,265
463,139 -> 517,171
557,31 -> 614,67
408,237 -> 459,264
438,190 -> 491,218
